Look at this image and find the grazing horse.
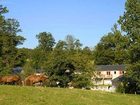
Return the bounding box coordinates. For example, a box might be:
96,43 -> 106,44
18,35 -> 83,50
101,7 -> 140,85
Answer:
24,73 -> 48,86
0,75 -> 22,85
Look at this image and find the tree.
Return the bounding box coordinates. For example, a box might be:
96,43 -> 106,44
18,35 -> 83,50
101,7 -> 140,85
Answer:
0,5 -> 8,28
54,40 -> 67,51
74,39 -> 82,50
44,51 -> 75,87
31,48 -> 47,71
118,0 -> 140,94
0,5 -> 8,56
36,32 -> 55,52
65,35 -> 75,50
71,51 -> 94,88
43,37 -> 94,88
83,46 -> 92,55
2,19 -> 21,35
93,24 -> 128,65
1,20 -> 25,67
118,0 -> 140,42
65,35 -> 82,51
72,73 -> 92,88
0,5 -> 25,75
15,48 -> 32,67
22,59 -> 35,77
34,32 -> 55,72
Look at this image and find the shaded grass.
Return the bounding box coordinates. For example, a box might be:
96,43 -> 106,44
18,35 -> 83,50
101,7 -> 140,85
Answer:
0,85 -> 139,105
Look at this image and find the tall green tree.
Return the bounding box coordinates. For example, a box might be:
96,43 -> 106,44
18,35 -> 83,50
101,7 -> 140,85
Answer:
0,5 -> 8,28
0,5 -> 25,74
93,24 -> 128,65
118,0 -> 140,93
34,32 -> 55,71
118,0 -> 140,43
1,19 -> 25,68
36,32 -> 55,52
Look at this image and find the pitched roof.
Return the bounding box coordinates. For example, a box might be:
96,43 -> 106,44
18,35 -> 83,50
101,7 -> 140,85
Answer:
96,65 -> 125,71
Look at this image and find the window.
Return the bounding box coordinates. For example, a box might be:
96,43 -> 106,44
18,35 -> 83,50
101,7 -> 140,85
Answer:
114,71 -> 116,74
107,71 -> 110,75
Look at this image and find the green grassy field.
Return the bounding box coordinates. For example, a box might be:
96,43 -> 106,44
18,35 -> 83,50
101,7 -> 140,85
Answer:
0,85 -> 139,105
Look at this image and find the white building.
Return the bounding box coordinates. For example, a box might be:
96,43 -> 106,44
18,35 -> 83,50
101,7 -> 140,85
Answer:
92,65 -> 125,92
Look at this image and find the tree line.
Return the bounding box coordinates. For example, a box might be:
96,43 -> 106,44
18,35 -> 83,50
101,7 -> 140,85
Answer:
0,0 -> 140,93
0,6 -> 94,88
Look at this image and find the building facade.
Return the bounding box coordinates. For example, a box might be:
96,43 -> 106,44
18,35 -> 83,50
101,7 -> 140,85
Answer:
92,65 -> 125,92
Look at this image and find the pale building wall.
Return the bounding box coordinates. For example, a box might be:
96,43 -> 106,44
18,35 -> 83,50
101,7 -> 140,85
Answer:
93,79 -> 112,85
111,71 -> 123,79
104,79 -> 112,85
93,70 -> 125,86
100,70 -> 124,79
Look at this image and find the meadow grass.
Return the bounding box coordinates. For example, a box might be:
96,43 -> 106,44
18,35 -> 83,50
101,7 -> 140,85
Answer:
0,85 -> 139,105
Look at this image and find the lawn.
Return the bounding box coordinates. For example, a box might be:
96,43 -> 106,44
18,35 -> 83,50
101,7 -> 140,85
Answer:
0,85 -> 139,105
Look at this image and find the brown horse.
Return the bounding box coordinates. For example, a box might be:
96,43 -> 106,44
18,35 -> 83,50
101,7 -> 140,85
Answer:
24,73 -> 48,86
0,75 -> 22,85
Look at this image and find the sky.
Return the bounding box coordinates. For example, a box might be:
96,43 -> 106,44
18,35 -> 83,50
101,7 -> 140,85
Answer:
1,0 -> 126,48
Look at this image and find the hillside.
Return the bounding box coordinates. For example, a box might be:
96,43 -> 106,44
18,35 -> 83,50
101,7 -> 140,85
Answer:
0,86 -> 139,105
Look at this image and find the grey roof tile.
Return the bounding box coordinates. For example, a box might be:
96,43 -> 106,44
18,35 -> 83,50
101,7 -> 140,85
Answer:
96,65 -> 125,71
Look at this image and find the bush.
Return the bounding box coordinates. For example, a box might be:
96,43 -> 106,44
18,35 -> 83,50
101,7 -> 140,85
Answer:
72,73 -> 92,89
116,82 -> 125,93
